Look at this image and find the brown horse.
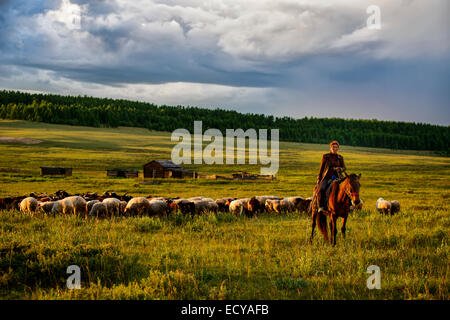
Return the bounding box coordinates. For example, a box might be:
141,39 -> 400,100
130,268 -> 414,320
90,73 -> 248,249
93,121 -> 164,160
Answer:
310,172 -> 361,246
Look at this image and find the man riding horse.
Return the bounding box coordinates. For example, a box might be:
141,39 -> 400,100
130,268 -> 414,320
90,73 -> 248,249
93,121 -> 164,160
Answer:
316,140 -> 346,213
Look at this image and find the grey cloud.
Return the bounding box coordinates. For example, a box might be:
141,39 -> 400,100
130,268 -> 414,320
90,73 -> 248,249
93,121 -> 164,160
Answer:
0,0 -> 448,125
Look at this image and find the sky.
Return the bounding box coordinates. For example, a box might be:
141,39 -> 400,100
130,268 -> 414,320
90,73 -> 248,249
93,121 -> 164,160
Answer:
0,0 -> 449,125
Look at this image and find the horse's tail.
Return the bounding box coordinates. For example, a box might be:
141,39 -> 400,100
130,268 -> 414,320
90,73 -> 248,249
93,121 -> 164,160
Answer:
317,211 -> 329,241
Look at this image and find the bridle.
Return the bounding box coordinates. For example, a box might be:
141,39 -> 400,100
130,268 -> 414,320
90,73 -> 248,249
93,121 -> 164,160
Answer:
343,178 -> 359,200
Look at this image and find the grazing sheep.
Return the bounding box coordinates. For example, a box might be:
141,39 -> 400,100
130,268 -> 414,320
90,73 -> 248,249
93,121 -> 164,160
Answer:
215,197 -> 235,213
87,200 -> 100,213
193,200 -> 211,215
229,200 -> 244,216
173,199 -> 196,216
284,196 -> 311,213
255,196 -> 282,211
265,199 -> 290,214
64,196 -> 88,217
51,199 -> 75,216
119,201 -> 127,215
281,198 -> 296,212
285,197 -> 303,211
264,199 -> 273,212
247,197 -> 263,216
215,199 -> 228,212
19,197 -> 39,214
102,198 -> 121,217
376,198 -> 391,215
124,197 -> 150,217
298,197 -> 312,213
206,201 -> 219,214
38,201 -> 56,214
390,200 -> 401,215
149,199 -> 169,216
89,202 -> 109,218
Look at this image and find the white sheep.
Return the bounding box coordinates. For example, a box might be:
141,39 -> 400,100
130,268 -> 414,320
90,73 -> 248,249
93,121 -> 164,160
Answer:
124,197 -> 150,216
149,199 -> 168,216
193,200 -> 211,215
19,197 -> 39,215
89,202 -> 109,218
102,198 -> 121,217
51,199 -> 75,216
205,201 -> 219,213
376,198 -> 391,215
229,200 -> 244,216
265,199 -> 289,214
87,200 -> 100,213
64,196 -> 88,216
281,198 -> 296,212
256,196 -> 282,210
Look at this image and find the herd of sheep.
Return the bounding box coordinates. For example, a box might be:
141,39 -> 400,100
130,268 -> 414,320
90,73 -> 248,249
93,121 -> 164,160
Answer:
15,194 -> 314,218
2,191 -> 400,219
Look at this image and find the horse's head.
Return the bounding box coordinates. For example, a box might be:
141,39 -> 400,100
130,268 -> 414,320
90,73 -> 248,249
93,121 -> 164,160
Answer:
344,172 -> 361,206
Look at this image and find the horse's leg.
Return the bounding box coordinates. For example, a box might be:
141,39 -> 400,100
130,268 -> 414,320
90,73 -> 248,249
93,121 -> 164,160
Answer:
341,216 -> 348,239
310,210 -> 317,243
317,211 -> 329,242
329,213 -> 337,245
330,215 -> 338,246
329,218 -> 333,245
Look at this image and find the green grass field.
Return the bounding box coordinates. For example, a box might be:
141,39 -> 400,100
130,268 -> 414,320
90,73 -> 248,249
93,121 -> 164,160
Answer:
0,120 -> 448,299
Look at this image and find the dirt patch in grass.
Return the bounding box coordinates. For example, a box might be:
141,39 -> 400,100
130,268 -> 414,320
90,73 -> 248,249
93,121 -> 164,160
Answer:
0,136 -> 43,145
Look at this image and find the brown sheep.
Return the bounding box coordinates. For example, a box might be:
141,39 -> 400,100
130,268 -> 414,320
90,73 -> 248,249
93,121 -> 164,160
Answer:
390,200 -> 401,215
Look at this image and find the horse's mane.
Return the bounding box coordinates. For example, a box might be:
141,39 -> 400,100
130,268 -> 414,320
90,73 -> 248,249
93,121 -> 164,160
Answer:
330,174 -> 359,203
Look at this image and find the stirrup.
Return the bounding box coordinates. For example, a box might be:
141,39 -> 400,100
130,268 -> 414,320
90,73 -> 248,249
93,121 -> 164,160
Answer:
318,207 -> 325,213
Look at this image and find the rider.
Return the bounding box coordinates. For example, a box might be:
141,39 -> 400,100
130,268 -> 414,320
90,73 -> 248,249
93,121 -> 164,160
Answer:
316,140 -> 346,213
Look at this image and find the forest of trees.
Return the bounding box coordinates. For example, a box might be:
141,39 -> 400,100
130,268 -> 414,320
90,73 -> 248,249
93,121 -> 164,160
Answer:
0,90 -> 448,154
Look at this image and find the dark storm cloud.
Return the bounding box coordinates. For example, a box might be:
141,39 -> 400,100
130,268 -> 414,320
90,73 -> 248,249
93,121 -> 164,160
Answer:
0,0 -> 448,125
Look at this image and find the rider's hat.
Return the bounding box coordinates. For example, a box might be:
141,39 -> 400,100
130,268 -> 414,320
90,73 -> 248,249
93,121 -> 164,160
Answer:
329,140 -> 339,147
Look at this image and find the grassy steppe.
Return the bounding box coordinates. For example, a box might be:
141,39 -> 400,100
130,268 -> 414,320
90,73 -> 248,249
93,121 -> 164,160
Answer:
0,120 -> 448,299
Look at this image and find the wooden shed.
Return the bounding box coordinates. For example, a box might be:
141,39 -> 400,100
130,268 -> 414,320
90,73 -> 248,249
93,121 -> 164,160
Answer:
40,167 -> 72,176
106,169 -> 139,178
143,160 -> 194,179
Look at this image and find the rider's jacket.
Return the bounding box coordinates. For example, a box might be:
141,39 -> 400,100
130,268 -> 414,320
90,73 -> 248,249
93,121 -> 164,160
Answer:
317,153 -> 346,182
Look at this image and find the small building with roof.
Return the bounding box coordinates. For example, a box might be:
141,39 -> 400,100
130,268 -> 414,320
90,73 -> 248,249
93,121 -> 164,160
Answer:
40,167 -> 72,176
143,160 -> 194,178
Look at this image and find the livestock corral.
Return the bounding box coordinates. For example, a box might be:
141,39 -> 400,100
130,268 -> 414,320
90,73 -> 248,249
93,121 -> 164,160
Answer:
0,120 -> 448,300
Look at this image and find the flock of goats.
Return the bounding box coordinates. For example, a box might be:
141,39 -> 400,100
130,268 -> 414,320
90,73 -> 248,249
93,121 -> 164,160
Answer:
0,190 -> 399,219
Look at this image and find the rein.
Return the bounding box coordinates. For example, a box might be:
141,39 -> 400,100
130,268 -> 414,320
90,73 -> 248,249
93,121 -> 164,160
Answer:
341,179 -> 359,200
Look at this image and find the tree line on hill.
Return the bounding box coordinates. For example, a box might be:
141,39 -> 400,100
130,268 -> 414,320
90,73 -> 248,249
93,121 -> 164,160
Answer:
0,90 -> 448,154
